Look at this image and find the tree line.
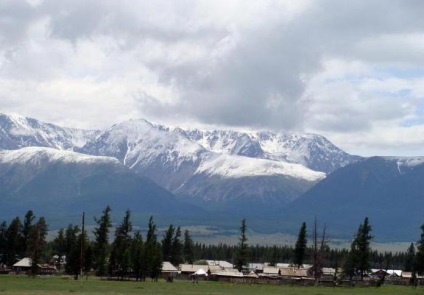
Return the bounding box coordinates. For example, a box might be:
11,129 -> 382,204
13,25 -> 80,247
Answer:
1,209 -> 424,281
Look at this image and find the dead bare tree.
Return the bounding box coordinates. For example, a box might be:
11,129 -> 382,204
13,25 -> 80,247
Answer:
311,218 -> 330,285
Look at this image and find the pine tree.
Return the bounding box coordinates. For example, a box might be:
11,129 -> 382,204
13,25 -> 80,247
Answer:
5,217 -> 23,267
84,242 -> 94,277
131,230 -> 144,281
52,228 -> 66,271
405,243 -> 415,272
269,246 -> 279,267
0,221 -> 7,265
356,217 -> 372,279
293,222 -> 307,268
161,225 -> 175,262
234,219 -> 248,272
109,210 -> 133,279
28,217 -> 48,275
144,216 -> 162,281
345,217 -> 373,280
22,210 -> 35,257
170,226 -> 183,266
64,224 -> 81,278
183,230 -> 194,264
414,224 -> 424,275
93,205 -> 112,277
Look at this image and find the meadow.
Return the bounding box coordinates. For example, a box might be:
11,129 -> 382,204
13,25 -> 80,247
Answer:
0,276 -> 423,295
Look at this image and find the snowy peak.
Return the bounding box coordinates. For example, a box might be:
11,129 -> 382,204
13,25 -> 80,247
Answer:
172,127 -> 359,174
0,146 -> 122,167
81,119 -> 206,163
196,153 -> 325,181
0,113 -> 99,150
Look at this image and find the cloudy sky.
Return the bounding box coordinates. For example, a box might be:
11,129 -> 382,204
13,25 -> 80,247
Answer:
1,0 -> 424,156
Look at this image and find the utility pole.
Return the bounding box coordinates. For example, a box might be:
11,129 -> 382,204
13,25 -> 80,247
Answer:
80,212 -> 85,286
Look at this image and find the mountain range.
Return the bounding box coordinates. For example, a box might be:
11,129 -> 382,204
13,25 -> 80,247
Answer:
0,113 -> 422,241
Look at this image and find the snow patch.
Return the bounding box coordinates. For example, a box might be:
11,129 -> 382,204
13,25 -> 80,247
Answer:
196,154 -> 325,181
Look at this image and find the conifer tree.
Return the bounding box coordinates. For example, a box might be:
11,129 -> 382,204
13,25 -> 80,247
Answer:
183,230 -> 194,264
414,224 -> 424,275
234,219 -> 248,272
5,217 -> 23,267
144,216 -> 162,281
405,242 -> 415,272
293,222 -> 307,268
131,230 -> 144,281
0,221 -> 7,265
28,217 -> 48,275
345,217 -> 373,280
22,210 -> 35,256
171,226 -> 183,266
93,205 -> 112,277
64,224 -> 81,278
161,225 -> 175,262
52,228 -> 66,271
109,209 -> 133,279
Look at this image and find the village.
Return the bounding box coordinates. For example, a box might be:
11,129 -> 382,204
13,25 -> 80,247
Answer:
5,257 -> 423,287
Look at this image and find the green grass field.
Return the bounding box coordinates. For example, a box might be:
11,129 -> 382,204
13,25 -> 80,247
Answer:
0,275 -> 422,295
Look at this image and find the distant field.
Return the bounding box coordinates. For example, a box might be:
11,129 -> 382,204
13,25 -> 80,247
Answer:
0,275 -> 423,295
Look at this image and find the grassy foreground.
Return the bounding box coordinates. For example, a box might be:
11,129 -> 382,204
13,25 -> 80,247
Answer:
0,275 -> 423,295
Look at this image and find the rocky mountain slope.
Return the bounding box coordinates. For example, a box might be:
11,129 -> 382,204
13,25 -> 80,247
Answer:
0,113 -> 359,215
79,119 -> 327,212
0,147 -> 193,218
176,128 -> 359,174
286,156 -> 424,240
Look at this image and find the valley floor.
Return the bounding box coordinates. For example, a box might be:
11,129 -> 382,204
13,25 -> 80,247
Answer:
0,275 -> 422,295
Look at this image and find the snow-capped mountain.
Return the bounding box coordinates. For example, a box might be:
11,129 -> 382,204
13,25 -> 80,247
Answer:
78,119 -> 328,212
0,113 -> 358,214
79,119 -> 208,191
175,128 -> 359,174
0,113 -> 98,150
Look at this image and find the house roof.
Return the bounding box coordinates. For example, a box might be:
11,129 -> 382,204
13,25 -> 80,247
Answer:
179,264 -> 221,273
322,267 -> 336,275
247,263 -> 268,271
206,260 -> 233,269
162,262 -> 178,272
371,269 -> 402,277
280,267 -> 308,277
13,258 -> 32,268
276,263 -> 292,268
262,267 -> 280,275
214,269 -> 243,277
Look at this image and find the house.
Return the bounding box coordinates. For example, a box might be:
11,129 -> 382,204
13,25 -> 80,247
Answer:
161,262 -> 178,280
214,268 -> 243,278
280,267 -> 308,279
371,269 -> 402,279
13,258 -> 56,275
179,264 -> 222,277
322,267 -> 336,277
247,263 -> 268,273
38,264 -> 57,275
13,258 -> 32,273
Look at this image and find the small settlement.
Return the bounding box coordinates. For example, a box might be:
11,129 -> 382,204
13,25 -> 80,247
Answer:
3,257 -> 423,286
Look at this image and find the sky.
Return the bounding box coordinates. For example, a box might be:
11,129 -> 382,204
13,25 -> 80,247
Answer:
1,0 -> 424,157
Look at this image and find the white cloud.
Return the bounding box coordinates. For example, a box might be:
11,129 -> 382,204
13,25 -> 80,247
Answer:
0,0 -> 424,156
